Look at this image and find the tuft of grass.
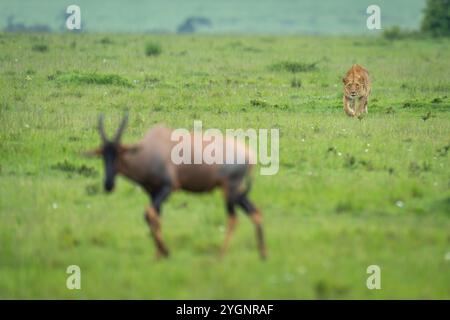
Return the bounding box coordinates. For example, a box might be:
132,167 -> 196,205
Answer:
50,71 -> 132,87
269,61 -> 317,73
51,160 -> 98,177
409,161 -> 431,175
436,144 -> 450,157
382,26 -> 420,40
145,42 -> 162,56
250,98 -> 269,108
31,44 -> 48,52
291,78 -> 302,88
99,37 -> 114,45
431,97 -> 442,103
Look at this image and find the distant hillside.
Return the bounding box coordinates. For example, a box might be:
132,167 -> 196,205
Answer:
0,0 -> 426,34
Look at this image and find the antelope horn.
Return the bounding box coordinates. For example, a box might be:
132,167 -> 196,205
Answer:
98,114 -> 107,143
113,112 -> 128,143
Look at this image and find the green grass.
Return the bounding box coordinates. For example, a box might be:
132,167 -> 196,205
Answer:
0,33 -> 449,299
269,61 -> 318,73
51,71 -> 132,87
145,42 -> 162,57
31,43 -> 48,53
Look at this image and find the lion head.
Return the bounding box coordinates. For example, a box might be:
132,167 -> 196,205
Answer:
343,76 -> 366,99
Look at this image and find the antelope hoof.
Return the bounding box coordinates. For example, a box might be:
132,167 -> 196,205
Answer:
260,250 -> 267,261
219,248 -> 227,259
155,248 -> 170,260
161,248 -> 170,257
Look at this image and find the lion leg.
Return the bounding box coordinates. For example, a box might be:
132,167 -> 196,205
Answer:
356,97 -> 368,116
343,96 -> 355,117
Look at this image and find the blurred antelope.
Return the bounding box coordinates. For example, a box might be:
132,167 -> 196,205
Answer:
87,114 -> 266,259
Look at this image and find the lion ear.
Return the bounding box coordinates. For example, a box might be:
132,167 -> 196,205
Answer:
342,78 -> 346,84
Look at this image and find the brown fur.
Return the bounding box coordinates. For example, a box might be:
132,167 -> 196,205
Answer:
342,64 -> 371,117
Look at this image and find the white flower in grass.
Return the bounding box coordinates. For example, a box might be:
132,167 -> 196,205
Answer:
365,149 -> 369,153
395,200 -> 404,208
52,203 -> 58,209
445,252 -> 450,261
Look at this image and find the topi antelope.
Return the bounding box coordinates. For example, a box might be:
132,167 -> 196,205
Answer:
87,114 -> 267,259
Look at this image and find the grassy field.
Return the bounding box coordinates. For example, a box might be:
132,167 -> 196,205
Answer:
0,33 -> 449,299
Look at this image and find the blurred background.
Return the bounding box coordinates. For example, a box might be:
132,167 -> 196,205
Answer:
0,0 -> 426,34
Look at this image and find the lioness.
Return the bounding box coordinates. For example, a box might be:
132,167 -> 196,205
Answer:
342,64 -> 371,117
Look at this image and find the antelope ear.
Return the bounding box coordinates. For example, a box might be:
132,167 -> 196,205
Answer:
83,148 -> 103,158
121,144 -> 141,155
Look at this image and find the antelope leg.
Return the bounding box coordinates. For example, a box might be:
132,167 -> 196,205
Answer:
237,194 -> 267,260
145,206 -> 170,258
145,185 -> 172,258
220,213 -> 238,257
